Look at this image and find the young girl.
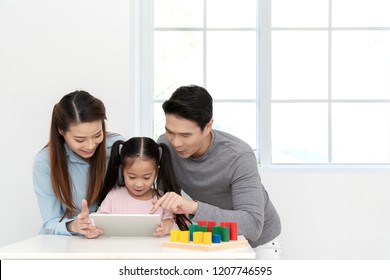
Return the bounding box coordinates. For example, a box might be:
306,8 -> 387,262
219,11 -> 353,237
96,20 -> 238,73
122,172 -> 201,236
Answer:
33,90 -> 124,237
94,137 -> 190,237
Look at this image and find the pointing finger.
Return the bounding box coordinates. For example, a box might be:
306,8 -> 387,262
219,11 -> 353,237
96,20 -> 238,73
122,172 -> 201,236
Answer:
150,193 -> 168,213
81,199 -> 89,214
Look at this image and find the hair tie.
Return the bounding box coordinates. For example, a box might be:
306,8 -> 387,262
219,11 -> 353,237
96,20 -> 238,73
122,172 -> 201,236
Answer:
118,143 -> 123,155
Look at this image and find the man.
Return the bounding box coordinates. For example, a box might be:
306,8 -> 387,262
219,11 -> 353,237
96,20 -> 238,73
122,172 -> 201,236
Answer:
150,85 -> 281,258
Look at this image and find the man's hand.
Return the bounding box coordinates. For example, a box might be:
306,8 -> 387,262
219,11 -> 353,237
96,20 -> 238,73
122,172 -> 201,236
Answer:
150,192 -> 198,215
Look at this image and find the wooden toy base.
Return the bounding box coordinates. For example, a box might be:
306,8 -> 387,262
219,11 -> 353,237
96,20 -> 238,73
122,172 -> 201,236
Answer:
162,238 -> 249,252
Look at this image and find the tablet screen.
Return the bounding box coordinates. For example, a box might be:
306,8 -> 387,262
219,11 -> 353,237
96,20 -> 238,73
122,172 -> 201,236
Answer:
90,213 -> 161,236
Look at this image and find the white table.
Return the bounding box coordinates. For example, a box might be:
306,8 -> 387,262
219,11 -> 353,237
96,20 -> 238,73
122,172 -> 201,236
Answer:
0,235 -> 256,259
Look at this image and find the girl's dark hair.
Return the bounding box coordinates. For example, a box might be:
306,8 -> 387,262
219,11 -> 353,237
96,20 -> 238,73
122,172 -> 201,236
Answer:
162,85 -> 213,131
99,137 -> 190,230
49,90 -> 107,219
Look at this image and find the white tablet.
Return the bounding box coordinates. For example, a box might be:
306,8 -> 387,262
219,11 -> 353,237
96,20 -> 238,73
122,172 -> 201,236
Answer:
90,213 -> 161,237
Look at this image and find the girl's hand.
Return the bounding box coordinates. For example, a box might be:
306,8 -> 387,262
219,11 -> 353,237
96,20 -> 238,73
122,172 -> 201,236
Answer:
67,199 -> 103,238
150,192 -> 198,215
153,219 -> 174,237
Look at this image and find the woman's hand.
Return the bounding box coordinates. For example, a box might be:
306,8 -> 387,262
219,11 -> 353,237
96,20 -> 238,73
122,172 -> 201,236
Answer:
66,199 -> 103,238
153,219 -> 174,237
150,192 -> 198,215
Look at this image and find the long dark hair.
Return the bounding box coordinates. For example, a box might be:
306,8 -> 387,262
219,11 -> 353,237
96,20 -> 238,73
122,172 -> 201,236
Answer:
99,137 -> 190,230
49,90 -> 107,219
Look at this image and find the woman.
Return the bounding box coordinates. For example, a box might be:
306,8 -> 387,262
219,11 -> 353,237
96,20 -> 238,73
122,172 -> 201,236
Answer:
33,90 -> 124,237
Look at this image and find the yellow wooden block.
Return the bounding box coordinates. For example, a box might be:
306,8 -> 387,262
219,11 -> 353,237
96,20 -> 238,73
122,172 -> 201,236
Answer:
170,229 -> 181,242
179,230 -> 190,243
203,232 -> 212,244
193,232 -> 203,244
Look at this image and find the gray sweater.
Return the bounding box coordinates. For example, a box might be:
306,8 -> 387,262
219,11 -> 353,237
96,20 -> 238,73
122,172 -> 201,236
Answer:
158,129 -> 281,247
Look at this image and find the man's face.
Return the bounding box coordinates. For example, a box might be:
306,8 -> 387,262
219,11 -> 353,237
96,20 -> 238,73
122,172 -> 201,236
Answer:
165,114 -> 213,159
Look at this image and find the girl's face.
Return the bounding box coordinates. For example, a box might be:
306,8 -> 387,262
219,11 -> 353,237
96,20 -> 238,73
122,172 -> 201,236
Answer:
62,120 -> 104,159
123,158 -> 157,200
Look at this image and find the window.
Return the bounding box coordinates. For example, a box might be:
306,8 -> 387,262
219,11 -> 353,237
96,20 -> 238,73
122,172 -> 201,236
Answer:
269,0 -> 390,165
140,0 -> 390,165
150,0 -> 259,156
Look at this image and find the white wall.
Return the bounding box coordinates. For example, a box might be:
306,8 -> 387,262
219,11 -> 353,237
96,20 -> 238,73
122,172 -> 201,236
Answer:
1,0 -> 389,260
0,0 -> 133,246
261,167 -> 390,259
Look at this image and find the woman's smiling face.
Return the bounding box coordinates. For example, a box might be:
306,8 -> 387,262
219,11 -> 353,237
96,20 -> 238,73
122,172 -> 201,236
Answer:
61,120 -> 104,159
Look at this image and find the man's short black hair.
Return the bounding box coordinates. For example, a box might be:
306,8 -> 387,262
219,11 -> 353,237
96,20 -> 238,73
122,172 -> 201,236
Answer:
162,85 -> 213,131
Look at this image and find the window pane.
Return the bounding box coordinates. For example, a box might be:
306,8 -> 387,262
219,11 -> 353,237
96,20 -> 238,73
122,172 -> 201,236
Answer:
153,102 -> 165,140
272,103 -> 328,163
207,31 -> 256,99
154,0 -> 203,28
272,31 -> 328,100
272,0 -> 329,28
207,0 -> 256,28
332,103 -> 390,164
213,102 -> 257,149
333,0 -> 390,27
154,31 -> 203,99
332,31 -> 390,100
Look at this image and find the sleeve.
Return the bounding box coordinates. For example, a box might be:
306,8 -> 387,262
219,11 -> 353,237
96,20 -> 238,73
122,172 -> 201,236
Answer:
192,152 -> 265,242
33,152 -> 74,235
161,208 -> 178,230
161,208 -> 174,221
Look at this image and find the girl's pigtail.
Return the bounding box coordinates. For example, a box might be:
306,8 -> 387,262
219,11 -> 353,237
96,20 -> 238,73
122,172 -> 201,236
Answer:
158,143 -> 191,230
157,144 -> 176,195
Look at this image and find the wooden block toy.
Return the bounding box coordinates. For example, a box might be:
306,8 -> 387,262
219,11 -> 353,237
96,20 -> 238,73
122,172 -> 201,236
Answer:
193,232 -> 203,244
221,226 -> 230,242
220,221 -> 230,227
189,224 -> 198,241
179,230 -> 190,243
212,234 -> 221,243
212,226 -> 221,235
198,225 -> 208,232
170,229 -> 181,242
162,220 -> 248,251
161,236 -> 249,252
230,222 -> 238,240
207,221 -> 216,232
203,232 -> 212,244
